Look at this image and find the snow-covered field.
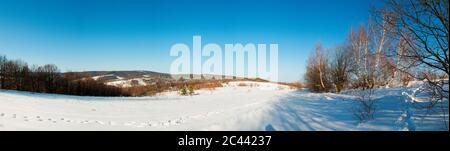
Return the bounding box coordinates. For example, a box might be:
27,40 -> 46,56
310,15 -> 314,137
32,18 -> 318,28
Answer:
0,81 -> 448,131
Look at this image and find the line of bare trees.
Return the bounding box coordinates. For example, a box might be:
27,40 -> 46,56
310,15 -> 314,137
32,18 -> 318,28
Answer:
0,55 -> 127,96
306,23 -> 399,92
305,0 -> 449,99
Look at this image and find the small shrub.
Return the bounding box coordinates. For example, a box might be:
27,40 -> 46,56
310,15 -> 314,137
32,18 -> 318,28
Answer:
188,85 -> 194,95
180,86 -> 188,96
351,88 -> 376,123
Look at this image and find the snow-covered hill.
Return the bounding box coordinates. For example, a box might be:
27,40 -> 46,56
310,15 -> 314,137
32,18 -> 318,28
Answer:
0,81 -> 448,131
68,70 -> 173,88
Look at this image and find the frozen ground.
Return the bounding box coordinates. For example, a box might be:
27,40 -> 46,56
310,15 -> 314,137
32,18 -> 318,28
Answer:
0,81 -> 448,131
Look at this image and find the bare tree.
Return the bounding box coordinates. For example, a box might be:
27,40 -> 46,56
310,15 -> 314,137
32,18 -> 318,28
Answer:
0,55 -> 7,89
373,0 -> 449,130
41,64 -> 59,93
381,0 -> 449,99
347,25 -> 377,89
369,11 -> 398,86
29,65 -> 40,91
13,60 -> 28,91
330,45 -> 351,92
305,43 -> 332,92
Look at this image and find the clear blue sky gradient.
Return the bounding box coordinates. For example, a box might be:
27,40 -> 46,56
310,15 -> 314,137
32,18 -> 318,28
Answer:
0,0 -> 374,82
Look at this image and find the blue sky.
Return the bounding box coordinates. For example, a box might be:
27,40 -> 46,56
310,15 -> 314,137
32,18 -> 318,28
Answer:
0,0 -> 374,82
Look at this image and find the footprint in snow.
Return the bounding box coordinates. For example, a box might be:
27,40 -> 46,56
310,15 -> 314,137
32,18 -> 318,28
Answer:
157,122 -> 165,126
176,119 -> 183,124
12,114 -> 16,118
78,120 -> 88,124
147,123 -> 153,127
1,113 -> 5,117
108,121 -> 118,126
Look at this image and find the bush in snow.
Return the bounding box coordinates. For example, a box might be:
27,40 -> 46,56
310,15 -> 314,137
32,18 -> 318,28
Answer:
179,85 -> 188,96
351,88 -> 376,123
179,84 -> 194,96
188,85 -> 194,95
304,43 -> 333,92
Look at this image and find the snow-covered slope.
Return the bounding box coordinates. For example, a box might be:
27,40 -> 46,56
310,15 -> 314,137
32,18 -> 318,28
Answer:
105,78 -> 150,87
70,70 -> 172,88
264,88 -> 448,131
0,81 -> 447,131
0,82 -> 292,130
